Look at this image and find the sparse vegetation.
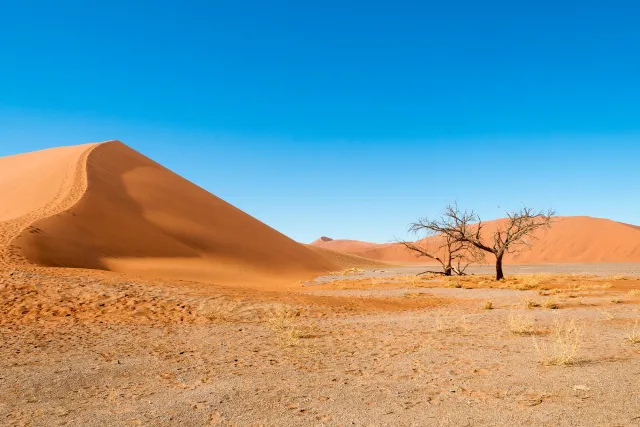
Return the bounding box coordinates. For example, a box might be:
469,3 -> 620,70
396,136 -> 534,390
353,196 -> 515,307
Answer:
526,300 -> 541,309
533,319 -> 581,366
484,301 -> 493,310
434,311 -> 468,332
508,312 -> 543,335
627,319 -> 640,344
265,306 -> 313,347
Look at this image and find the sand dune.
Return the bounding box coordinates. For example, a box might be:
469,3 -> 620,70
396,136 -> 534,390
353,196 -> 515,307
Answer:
312,216 -> 640,264
305,244 -> 389,269
311,238 -> 384,253
0,143 -> 97,265
1,141 -> 344,286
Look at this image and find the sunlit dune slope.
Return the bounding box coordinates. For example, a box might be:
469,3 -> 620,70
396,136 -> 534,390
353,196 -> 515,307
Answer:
305,245 -> 390,269
5,141 -> 341,285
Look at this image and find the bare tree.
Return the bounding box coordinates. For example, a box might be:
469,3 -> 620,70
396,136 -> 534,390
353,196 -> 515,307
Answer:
400,226 -> 482,276
409,203 -> 555,280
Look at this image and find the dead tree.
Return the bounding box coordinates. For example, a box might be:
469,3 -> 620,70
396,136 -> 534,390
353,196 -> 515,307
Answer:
409,203 -> 555,280
400,226 -> 482,276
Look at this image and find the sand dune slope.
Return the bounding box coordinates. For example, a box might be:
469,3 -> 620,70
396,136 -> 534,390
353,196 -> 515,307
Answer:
311,238 -> 383,253
0,143 -> 97,265
313,216 -> 640,264
5,141 -> 339,285
305,245 -> 389,269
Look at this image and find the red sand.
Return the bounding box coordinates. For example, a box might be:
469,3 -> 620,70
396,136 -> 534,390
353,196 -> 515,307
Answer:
312,216 -> 640,264
0,141 -> 376,287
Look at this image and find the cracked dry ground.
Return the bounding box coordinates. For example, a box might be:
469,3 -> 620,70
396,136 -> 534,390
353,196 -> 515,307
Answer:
1,267 -> 640,426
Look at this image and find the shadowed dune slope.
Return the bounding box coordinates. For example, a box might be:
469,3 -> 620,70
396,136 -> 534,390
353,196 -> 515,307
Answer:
312,216 -> 640,264
9,141 -> 340,285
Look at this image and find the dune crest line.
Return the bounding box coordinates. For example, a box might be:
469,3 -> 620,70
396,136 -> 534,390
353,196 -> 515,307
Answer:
0,142 -> 102,266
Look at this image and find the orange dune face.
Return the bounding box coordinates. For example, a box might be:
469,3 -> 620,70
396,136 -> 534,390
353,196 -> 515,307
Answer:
312,216 -> 640,264
4,141 -> 340,286
311,238 -> 383,253
0,143 -> 95,223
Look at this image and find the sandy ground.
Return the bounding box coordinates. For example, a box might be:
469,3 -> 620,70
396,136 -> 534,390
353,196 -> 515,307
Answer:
2,264 -> 640,427
2,142 -> 640,426
308,263 -> 640,285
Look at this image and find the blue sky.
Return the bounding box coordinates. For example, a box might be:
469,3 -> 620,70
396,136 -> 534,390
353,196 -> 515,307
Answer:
1,0 -> 639,243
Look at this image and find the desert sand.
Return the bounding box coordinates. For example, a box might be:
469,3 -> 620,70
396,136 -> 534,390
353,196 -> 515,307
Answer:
3,141 -> 383,288
1,142 -> 640,427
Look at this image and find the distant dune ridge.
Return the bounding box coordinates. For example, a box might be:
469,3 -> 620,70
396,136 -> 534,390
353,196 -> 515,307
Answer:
312,216 -> 640,264
0,141 -> 379,286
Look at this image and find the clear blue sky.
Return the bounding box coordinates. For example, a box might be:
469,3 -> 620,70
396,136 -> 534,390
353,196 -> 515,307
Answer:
1,0 -> 639,243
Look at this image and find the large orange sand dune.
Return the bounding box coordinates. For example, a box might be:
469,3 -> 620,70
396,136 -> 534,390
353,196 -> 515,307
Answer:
313,217 -> 640,264
0,141 -> 376,286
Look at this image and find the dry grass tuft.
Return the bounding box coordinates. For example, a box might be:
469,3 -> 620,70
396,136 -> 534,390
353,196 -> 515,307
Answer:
628,289 -> 640,296
526,300 -> 541,309
611,275 -> 630,281
533,319 -> 581,366
611,298 -> 622,304
484,301 -> 494,310
397,274 -> 433,286
627,319 -> 640,344
434,311 -> 468,332
543,299 -> 560,310
508,312 -> 543,336
265,306 -> 314,347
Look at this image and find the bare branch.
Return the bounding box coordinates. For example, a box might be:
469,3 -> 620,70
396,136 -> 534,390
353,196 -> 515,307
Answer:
405,204 -> 555,280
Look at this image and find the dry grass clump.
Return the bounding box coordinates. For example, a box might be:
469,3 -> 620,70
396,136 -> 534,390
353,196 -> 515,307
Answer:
568,282 -> 613,293
513,274 -> 552,290
434,311 -> 468,332
611,275 -> 630,281
627,319 -> 640,344
526,300 -> 541,309
369,276 -> 389,286
484,301 -> 494,310
610,297 -> 622,304
327,268 -> 366,276
543,299 -> 560,310
533,319 -> 581,366
397,274 -> 434,286
628,289 -> 640,296
265,306 -> 314,347
342,268 -> 365,275
508,312 -> 543,336
194,298 -> 253,322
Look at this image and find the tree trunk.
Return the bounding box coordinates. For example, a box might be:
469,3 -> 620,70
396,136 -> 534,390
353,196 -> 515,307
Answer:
444,265 -> 452,276
495,254 -> 504,280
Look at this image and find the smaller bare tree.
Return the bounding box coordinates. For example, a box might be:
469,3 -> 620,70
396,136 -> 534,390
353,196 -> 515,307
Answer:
400,228 -> 482,276
409,203 -> 555,280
